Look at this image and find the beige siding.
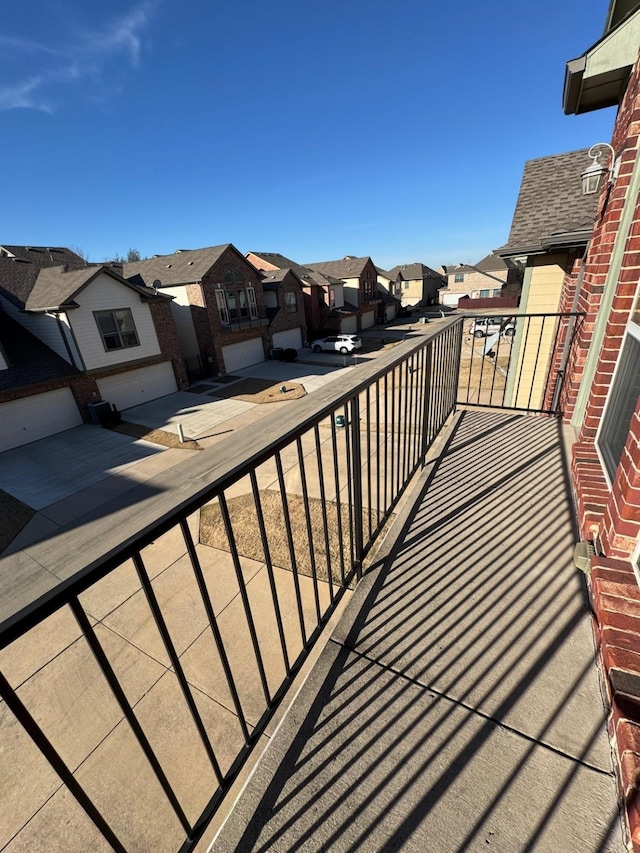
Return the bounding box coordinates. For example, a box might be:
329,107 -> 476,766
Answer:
68,274 -> 161,370
165,285 -> 200,359
511,255 -> 565,409
332,284 -> 345,309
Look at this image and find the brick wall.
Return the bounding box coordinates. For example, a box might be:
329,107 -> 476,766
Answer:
268,271 -> 308,345
543,251 -> 583,413
565,46 -> 640,559
148,299 -> 188,389
203,249 -> 269,375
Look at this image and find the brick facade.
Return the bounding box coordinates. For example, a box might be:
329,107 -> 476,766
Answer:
201,248 -> 269,375
148,299 -> 189,389
563,48 -> 640,560
265,270 -> 307,345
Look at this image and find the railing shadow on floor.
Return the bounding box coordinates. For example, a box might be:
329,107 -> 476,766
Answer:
214,410 -> 622,853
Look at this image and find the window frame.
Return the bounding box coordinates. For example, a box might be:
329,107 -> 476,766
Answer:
595,315 -> 640,486
284,291 -> 297,314
454,272 -> 465,283
94,308 -> 140,352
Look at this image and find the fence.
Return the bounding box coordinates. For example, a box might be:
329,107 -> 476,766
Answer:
0,320 -> 462,853
456,312 -> 585,415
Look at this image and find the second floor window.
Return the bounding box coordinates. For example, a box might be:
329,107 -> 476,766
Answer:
94,308 -> 139,351
285,291 -> 297,313
215,286 -> 259,325
455,273 -> 465,283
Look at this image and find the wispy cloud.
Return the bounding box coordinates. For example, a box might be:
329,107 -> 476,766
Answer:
0,2 -> 157,113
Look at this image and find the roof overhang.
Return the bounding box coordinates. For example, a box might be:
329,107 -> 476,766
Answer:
563,7 -> 640,114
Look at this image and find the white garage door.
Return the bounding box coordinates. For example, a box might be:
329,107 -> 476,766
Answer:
222,338 -> 265,372
272,328 -> 303,350
441,292 -> 462,307
361,310 -> 375,329
341,316 -> 358,334
98,362 -> 177,411
0,387 -> 82,453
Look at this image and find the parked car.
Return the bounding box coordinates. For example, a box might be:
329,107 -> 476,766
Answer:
311,334 -> 362,354
469,317 -> 516,338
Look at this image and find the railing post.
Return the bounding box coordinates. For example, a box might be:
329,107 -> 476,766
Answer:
421,341 -> 433,462
350,394 -> 364,578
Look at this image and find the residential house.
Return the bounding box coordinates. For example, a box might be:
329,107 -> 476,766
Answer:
305,256 -> 381,330
258,267 -> 307,351
439,253 -> 521,306
494,150 -> 599,408
0,246 -> 185,452
125,245 -> 270,376
386,262 -> 445,308
246,251 -> 358,337
376,267 -> 402,300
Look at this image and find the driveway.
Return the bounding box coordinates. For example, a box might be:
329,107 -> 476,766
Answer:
0,425 -> 165,510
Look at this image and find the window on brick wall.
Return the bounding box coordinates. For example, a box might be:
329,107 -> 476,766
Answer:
215,286 -> 258,325
284,291 -> 297,313
455,273 -> 464,283
597,316 -> 640,483
479,289 -> 490,298
94,309 -> 139,351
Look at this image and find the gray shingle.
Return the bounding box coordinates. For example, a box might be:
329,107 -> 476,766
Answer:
497,149 -> 598,256
123,245 -> 232,287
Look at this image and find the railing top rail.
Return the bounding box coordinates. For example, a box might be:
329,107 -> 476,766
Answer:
0,319 -> 460,647
457,311 -> 585,319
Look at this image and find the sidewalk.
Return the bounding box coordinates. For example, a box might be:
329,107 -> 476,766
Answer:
213,410 -> 623,852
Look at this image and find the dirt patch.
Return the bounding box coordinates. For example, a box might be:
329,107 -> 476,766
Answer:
110,422 -> 202,450
210,378 -> 307,404
200,490 -> 390,583
0,490 -> 35,552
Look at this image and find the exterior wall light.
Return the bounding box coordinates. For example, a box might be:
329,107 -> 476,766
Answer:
581,143 -> 617,195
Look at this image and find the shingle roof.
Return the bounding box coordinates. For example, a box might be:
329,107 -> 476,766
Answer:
496,149 -> 598,256
0,308 -> 80,392
123,245 -> 233,287
387,263 -> 445,281
247,252 -> 343,287
305,257 -> 372,278
0,245 -> 87,309
23,265 -> 162,311
260,268 -> 304,290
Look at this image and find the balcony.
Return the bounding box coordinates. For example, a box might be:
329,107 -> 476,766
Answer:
0,316 -> 622,852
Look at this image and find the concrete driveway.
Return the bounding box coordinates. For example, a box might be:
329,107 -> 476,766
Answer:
121,360 -> 349,440
0,425 -> 165,510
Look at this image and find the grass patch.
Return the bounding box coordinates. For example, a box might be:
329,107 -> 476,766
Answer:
210,378 -> 307,404
110,422 -> 202,450
200,490 -> 389,583
0,490 -> 35,552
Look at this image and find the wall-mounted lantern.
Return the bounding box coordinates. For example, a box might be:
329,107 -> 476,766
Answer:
581,143 -> 617,195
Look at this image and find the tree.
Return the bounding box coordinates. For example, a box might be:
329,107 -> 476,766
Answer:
126,248 -> 142,262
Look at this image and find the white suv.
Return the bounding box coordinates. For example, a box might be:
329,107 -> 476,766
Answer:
468,317 -> 516,338
311,334 -> 362,354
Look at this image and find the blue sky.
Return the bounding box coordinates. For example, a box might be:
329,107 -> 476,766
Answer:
0,0 -> 617,270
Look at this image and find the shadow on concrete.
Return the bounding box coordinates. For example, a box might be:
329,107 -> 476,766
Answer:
214,410 -> 622,852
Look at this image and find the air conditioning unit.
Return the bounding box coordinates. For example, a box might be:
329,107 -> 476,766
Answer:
87,400 -> 113,425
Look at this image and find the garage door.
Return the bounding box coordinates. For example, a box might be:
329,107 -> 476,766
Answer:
0,387 -> 82,453
272,328 -> 303,350
222,338 -> 265,372
98,362 -> 177,411
341,316 -> 358,334
361,310 -> 375,329
386,304 -> 397,322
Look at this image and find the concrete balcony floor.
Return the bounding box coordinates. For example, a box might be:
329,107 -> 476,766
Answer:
214,409 -> 624,852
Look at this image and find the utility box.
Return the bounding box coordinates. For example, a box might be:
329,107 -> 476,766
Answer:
87,401 -> 113,425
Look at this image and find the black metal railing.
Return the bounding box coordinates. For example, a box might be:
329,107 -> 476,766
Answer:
456,312 -> 584,415
0,320 -> 462,853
